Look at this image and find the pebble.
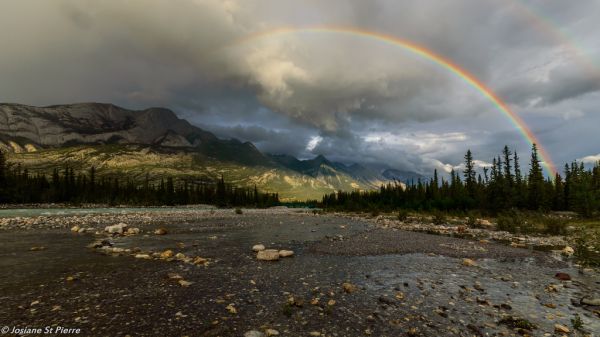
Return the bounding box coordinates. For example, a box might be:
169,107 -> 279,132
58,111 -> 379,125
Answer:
134,254 -> 151,259
554,324 -> 569,333
462,258 -> 477,267
154,228 -> 168,235
252,244 -> 266,252
554,272 -> 571,281
278,250 -> 294,257
265,329 -> 279,336
178,280 -> 193,287
244,331 -> 265,337
342,282 -> 358,293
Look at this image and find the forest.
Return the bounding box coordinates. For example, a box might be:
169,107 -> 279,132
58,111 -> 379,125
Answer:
0,151 -> 279,207
322,144 -> 600,217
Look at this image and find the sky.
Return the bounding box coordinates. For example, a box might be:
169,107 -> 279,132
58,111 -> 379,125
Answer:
0,0 -> 599,175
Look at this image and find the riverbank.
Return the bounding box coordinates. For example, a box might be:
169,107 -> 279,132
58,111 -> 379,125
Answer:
1,209 -> 598,336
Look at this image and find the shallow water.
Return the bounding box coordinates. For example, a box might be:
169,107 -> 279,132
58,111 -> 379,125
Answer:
0,206 -> 216,218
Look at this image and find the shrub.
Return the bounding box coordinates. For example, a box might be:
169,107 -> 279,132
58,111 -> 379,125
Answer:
432,211 -> 446,225
397,209 -> 409,222
497,210 -> 526,234
543,217 -> 568,235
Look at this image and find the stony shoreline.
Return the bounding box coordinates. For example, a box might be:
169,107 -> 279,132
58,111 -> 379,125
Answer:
1,209 -> 599,336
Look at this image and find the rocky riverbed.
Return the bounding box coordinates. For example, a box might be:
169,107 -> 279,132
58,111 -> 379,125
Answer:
0,208 -> 599,336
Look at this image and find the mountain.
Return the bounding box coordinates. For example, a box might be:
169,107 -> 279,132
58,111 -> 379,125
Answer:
0,103 -> 409,200
382,169 -> 427,183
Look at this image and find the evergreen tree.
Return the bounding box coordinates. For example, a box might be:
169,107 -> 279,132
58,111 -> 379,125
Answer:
463,150 -> 476,198
527,144 -> 545,210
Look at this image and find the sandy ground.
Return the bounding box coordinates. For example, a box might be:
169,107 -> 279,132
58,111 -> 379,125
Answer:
0,209 -> 598,336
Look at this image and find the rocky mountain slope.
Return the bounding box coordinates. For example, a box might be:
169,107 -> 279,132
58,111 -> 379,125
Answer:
0,103 -> 406,200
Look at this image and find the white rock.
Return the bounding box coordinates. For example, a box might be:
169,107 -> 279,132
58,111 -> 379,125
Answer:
126,227 -> 140,235
562,246 -> 574,256
257,249 -> 279,261
70,225 -> 80,232
105,223 -> 128,234
252,244 -> 266,252
244,331 -> 265,337
278,250 -> 294,257
134,254 -> 151,259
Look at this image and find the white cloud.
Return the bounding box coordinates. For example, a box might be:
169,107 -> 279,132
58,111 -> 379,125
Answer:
306,135 -> 323,151
579,154 -> 600,164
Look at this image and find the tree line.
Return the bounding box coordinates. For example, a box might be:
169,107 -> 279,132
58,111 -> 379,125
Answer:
0,151 -> 279,207
322,144 -> 600,217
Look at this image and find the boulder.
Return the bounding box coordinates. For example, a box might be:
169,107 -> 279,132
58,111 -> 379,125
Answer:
257,249 -> 279,261
252,244 -> 266,252
105,223 -> 128,234
278,250 -> 294,257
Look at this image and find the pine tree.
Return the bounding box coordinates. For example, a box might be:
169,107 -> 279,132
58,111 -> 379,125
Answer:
463,150 -> 476,198
528,144 -> 545,210
0,150 -> 6,186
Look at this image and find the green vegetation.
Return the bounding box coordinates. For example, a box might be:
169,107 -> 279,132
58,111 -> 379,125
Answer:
322,144 -> 600,217
571,314 -> 584,331
0,150 -> 278,207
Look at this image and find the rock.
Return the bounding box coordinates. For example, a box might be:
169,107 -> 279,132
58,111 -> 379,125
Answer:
554,324 -> 569,333
252,244 -> 266,252
327,299 -> 336,306
134,254 -> 151,259
177,280 -> 194,288
342,282 -> 358,293
554,272 -> 571,281
70,225 -> 80,232
225,304 -> 237,314
105,223 -> 128,234
562,246 -> 574,256
478,219 -> 493,227
462,258 -> 478,267
278,250 -> 294,257
154,228 -> 168,235
244,331 -> 265,337
87,239 -> 112,249
65,275 -> 77,282
192,256 -> 208,265
160,250 -> 174,259
175,252 -> 186,260
29,246 -> 46,251
168,273 -> 183,280
581,297 -> 600,306
178,280 -> 193,287
395,292 -> 404,300
126,227 -> 140,235
474,281 -> 484,291
309,332 -> 321,337
265,329 -> 279,336
256,249 -> 279,261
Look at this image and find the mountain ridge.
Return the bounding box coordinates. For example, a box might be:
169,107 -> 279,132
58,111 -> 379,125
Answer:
0,103 -> 410,200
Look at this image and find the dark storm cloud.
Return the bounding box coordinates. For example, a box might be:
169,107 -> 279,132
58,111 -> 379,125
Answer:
0,0 -> 598,174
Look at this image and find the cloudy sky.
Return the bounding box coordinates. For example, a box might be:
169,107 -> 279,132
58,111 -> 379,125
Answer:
1,0 -> 599,175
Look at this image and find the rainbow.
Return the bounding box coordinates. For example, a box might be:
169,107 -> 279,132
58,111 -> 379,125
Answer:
235,25 -> 558,176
